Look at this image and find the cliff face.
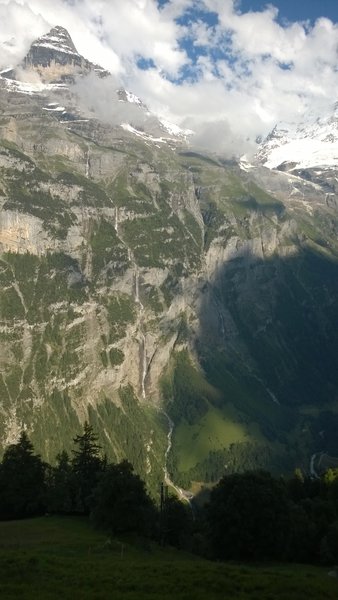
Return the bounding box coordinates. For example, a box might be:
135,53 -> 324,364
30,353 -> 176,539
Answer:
0,94 -> 206,487
3,26 -> 108,84
1,31 -> 338,490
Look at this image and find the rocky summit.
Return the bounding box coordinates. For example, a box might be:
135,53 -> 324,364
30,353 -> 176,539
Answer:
1,25 -> 108,84
0,27 -> 338,492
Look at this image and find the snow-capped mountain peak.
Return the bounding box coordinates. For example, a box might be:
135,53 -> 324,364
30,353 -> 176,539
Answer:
27,26 -> 79,60
255,103 -> 338,171
0,25 -> 191,146
2,26 -> 108,84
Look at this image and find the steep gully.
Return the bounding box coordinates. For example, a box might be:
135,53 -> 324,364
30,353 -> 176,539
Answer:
134,268 -> 191,497
310,453 -> 323,479
163,411 -> 194,503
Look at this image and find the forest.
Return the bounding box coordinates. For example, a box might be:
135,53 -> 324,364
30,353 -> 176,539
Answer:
1,423 -> 338,566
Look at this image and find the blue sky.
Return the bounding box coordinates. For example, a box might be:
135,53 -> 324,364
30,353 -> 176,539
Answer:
157,0 -> 338,82
1,0 -> 338,155
238,0 -> 338,24
157,0 -> 338,25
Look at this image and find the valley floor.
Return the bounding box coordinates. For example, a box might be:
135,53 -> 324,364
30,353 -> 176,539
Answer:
0,517 -> 337,599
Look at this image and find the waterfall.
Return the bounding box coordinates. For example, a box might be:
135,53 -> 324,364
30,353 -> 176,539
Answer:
85,150 -> 90,177
219,310 -> 225,338
163,411 -> 174,485
135,270 -> 139,302
135,270 -> 144,309
252,374 -> 280,405
141,333 -> 147,399
162,411 -> 194,504
115,206 -> 119,233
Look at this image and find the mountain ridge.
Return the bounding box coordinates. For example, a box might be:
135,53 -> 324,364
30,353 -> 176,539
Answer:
0,26 -> 338,491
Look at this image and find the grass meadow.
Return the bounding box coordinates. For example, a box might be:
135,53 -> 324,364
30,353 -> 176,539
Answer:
0,516 -> 337,599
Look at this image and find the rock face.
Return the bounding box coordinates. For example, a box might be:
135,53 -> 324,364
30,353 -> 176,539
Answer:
25,26 -> 81,68
0,27 -> 338,490
3,26 -> 108,83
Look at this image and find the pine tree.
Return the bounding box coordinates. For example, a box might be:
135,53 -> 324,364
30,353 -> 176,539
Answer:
71,422 -> 104,514
0,431 -> 46,519
47,451 -> 75,514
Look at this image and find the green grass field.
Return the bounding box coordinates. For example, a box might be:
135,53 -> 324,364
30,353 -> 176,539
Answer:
0,517 -> 337,599
173,406 -> 254,472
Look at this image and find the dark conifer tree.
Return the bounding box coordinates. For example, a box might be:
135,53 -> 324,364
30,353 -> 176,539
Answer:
0,431 -> 46,519
46,451 -> 75,514
71,422 -> 104,514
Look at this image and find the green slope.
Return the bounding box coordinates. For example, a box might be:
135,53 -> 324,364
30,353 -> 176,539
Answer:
0,517 -> 337,600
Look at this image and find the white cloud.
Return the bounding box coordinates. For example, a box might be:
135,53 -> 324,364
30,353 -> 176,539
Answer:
73,72 -> 154,129
0,0 -> 337,156
0,1 -> 48,67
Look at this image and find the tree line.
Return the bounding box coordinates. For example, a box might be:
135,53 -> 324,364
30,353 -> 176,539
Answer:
0,424 -> 338,565
0,424 -> 191,547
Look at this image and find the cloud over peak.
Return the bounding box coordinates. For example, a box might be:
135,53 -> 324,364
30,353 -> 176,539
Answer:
1,0 -> 337,156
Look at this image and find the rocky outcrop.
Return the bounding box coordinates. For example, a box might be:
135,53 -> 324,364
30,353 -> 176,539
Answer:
0,210 -> 49,254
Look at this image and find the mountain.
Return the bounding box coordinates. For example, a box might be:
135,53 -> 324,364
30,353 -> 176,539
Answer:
255,102 -> 338,173
0,26 -> 187,141
1,25 -> 108,83
0,27 -> 338,492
